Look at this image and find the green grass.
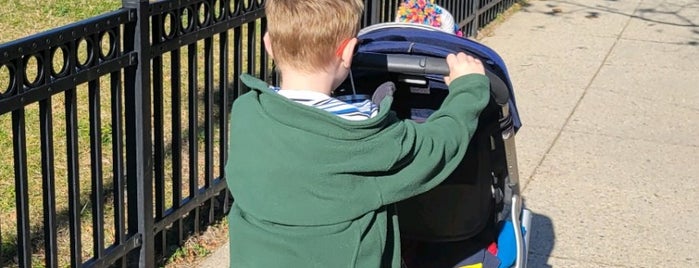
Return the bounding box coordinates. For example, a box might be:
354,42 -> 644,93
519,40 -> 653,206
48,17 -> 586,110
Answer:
0,0 -> 269,267
0,0 -> 121,44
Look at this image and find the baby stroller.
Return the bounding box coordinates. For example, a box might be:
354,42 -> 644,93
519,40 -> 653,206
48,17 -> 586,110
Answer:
337,22 -> 532,268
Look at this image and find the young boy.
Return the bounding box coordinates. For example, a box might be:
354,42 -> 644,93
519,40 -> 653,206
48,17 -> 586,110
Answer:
225,0 -> 490,267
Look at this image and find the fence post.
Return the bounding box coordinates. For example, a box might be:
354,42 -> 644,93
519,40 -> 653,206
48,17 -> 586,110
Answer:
122,0 -> 154,267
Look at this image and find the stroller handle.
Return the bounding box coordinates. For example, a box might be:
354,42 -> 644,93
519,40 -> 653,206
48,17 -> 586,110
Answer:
353,52 -> 510,105
353,52 -> 450,76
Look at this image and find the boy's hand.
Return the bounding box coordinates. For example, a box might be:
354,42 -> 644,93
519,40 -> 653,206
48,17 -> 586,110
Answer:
444,52 -> 485,86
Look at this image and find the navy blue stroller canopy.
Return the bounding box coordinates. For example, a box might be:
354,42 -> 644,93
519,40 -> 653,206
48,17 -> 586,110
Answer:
353,24 -> 522,130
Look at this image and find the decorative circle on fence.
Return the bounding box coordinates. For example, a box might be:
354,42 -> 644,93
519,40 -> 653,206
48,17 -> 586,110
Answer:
181,6 -> 194,33
162,12 -> 177,40
0,63 -> 14,97
76,37 -> 94,68
23,54 -> 44,88
51,45 -> 69,78
213,0 -> 224,22
100,30 -> 118,60
197,1 -> 211,27
229,0 -> 240,16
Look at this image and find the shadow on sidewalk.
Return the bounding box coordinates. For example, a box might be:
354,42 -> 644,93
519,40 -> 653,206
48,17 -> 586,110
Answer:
520,0 -> 699,46
527,212 -> 556,267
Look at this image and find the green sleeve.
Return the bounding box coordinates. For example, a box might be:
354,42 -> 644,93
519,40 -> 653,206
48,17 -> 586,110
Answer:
374,73 -> 490,205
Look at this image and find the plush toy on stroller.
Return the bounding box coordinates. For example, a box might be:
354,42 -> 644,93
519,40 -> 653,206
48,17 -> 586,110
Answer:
336,1 -> 533,267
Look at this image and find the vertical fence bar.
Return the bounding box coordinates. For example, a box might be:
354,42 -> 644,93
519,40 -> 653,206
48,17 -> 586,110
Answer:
361,0 -> 368,27
492,0 -> 496,26
493,0 -> 499,21
470,0 -> 480,36
12,107 -> 31,268
65,31 -> 83,266
383,0 -> 395,23
88,76 -> 106,259
369,0 -> 381,26
187,41 -> 200,234
110,67 -> 127,268
246,21 -> 256,77
455,0 -> 464,29
382,0 -> 389,23
122,0 -> 155,266
481,0 -> 487,26
65,85 -> 83,267
485,0 -> 490,23
218,28 -> 230,212
152,54 -> 166,258
204,35 -> 215,224
259,18 -> 268,81
170,47 -> 184,244
233,26 -> 242,97
37,46 -> 59,268
151,12 -> 167,258
88,31 -> 106,260
39,96 -> 59,268
482,0 -> 489,27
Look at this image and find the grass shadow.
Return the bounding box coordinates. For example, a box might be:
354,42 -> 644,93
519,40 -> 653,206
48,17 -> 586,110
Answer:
0,180 -> 123,267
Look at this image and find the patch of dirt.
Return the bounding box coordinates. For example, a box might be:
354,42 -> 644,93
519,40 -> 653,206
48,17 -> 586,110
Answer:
475,1 -> 530,40
164,219 -> 229,267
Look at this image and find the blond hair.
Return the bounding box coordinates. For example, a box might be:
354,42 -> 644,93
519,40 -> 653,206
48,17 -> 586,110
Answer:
265,0 -> 364,72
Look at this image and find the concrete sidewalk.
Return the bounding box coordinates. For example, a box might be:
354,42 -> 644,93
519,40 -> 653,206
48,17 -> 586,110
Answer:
200,0 -> 699,267
481,0 -> 699,267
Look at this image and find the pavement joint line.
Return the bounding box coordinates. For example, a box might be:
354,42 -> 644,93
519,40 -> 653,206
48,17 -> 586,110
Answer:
520,0 -> 644,193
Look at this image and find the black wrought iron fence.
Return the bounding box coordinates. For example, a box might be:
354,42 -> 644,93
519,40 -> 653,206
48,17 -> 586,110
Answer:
0,0 -> 517,267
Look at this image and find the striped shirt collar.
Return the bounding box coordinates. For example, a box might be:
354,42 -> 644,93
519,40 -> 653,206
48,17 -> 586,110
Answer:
271,87 -> 378,121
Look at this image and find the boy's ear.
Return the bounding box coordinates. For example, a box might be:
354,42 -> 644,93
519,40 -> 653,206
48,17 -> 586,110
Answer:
340,38 -> 358,69
263,32 -> 274,59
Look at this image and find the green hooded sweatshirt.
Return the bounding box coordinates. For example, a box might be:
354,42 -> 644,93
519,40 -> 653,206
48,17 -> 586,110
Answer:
225,73 -> 490,267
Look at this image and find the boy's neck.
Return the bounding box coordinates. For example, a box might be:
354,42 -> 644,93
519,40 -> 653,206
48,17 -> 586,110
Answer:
279,69 -> 337,96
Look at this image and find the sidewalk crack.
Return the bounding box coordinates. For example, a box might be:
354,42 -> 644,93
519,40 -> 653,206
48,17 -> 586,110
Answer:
521,0 -> 645,192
